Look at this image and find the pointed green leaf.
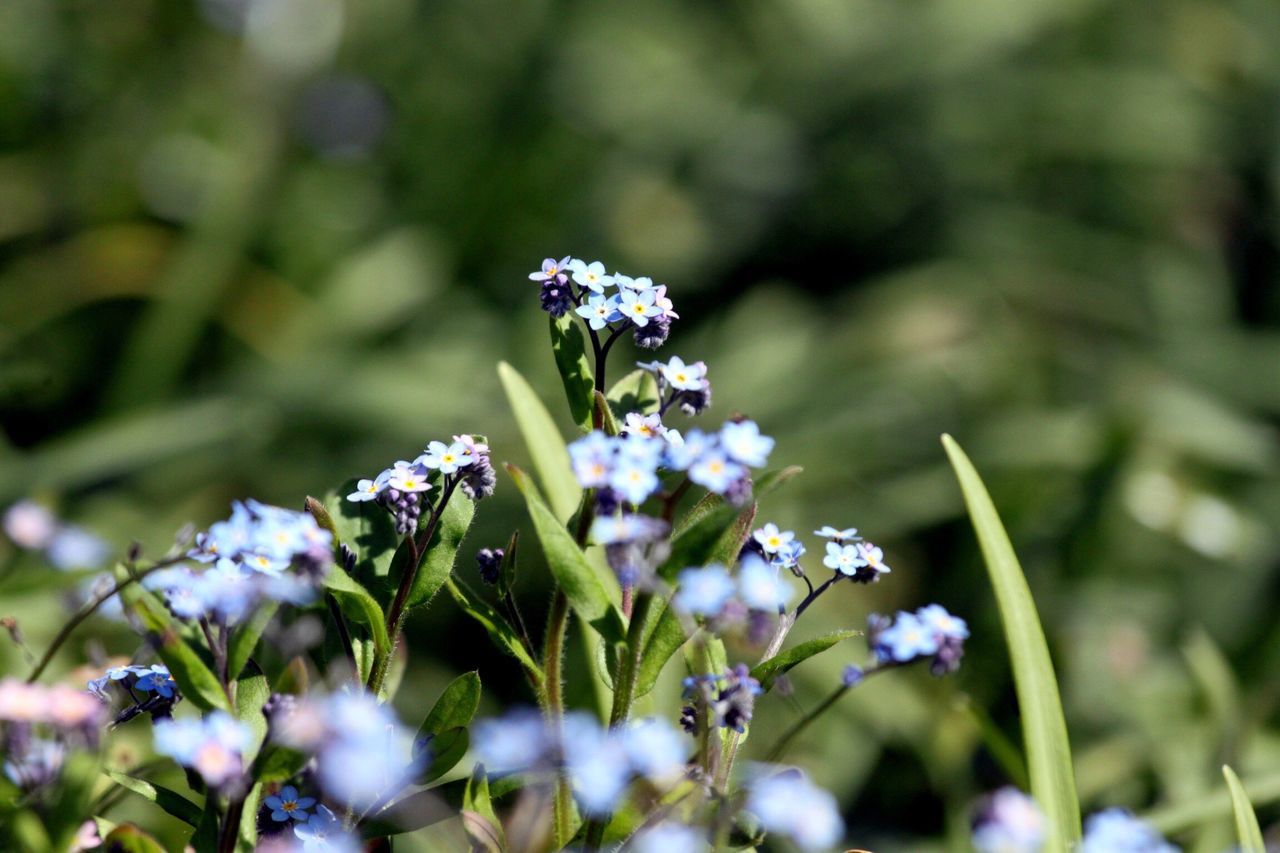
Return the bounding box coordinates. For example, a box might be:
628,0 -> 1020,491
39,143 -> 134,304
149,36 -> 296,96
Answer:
606,369 -> 659,417
118,581 -> 229,713
506,464 -> 626,644
418,671 -> 482,738
750,629 -> 861,690
658,502 -> 744,581
498,361 -> 581,522
322,563 -> 390,660
943,434 -> 1080,849
1223,765 -> 1266,852
445,578 -> 544,685
359,788 -> 455,838
672,465 -> 803,539
1144,768 -> 1280,835
320,480 -> 400,582
233,663 -> 270,764
237,782 -> 262,853
405,492 -> 475,609
417,726 -> 470,785
634,597 -> 691,698
226,603 -> 276,682
550,314 -> 594,431
103,770 -> 201,827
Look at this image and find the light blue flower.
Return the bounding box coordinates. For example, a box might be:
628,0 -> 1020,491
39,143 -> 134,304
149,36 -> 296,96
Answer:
814,525 -> 860,542
385,459 -> 434,491
620,717 -> 687,783
972,788 -> 1046,853
822,542 -> 867,576
856,541 -> 891,575
622,412 -> 665,439
46,527 -> 111,571
659,356 -> 706,392
529,256 -> 571,282
346,478 -> 383,502
293,804 -> 360,852
153,711 -> 250,787
2,500 -> 57,550
770,539 -> 806,571
745,769 -> 844,852
631,823 -> 706,853
574,293 -> 622,329
616,288 -> 662,327
688,452 -> 745,494
265,785 -> 316,822
674,565 -> 736,617
568,431 -> 615,488
609,458 -> 661,505
751,523 -> 794,555
590,514 -> 669,546
738,554 -> 793,611
719,420 -> 774,468
562,712 -> 630,817
1081,809 -> 1179,853
916,604 -> 968,640
473,708 -> 552,775
569,259 -> 615,293
878,612 -> 940,662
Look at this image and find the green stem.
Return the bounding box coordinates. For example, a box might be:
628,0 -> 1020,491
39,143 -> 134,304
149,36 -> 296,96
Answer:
608,592 -> 652,726
544,589 -> 573,847
765,685 -> 850,762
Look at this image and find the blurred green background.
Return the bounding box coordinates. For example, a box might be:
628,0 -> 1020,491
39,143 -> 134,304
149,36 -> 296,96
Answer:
2,0 -> 1279,849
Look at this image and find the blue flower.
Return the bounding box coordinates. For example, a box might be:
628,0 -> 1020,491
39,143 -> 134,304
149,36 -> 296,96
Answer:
916,604 -> 968,640
738,554 -> 792,611
621,412 -> 665,439
631,823 -> 705,853
419,440 -> 475,475
770,539 -> 806,571
814,525 -> 860,542
659,356 -> 707,392
688,452 -> 745,494
842,665 -> 864,687
384,460 -> 434,492
616,288 -> 662,327
674,565 -> 736,617
590,514 -> 669,546
575,293 -> 622,329
822,542 -> 867,576
472,708 -> 552,775
875,612 -> 940,663
620,717 -> 688,784
153,711 -> 250,788
751,523 -> 794,555
972,788 -> 1046,853
1081,809 -> 1179,853
46,527 -> 111,571
2,500 -> 58,550
719,421 -> 774,468
346,478 -> 383,502
569,259 -> 615,293
745,769 -> 844,851
609,458 -> 661,505
265,785 -> 316,822
293,804 -> 360,852
856,541 -> 891,575
561,712 -> 631,817
529,256 -> 571,282
134,665 -> 177,699
568,431 -> 615,488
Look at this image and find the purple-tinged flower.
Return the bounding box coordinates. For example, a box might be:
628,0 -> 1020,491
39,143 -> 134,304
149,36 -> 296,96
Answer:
917,604 -> 969,640
540,279 -> 574,317
873,612 -> 940,663
1081,809 -> 1179,853
384,460 -> 433,491
616,288 -> 662,327
674,566 -> 737,617
856,541 -> 891,575
590,514 -> 669,546
4,738 -> 64,790
529,256 -> 572,283
472,708 -> 552,775
751,523 -> 794,555
609,458 -> 661,505
738,554 -> 793,612
972,788 -> 1046,853
568,431 -> 615,488
660,357 -> 706,392
652,285 -> 679,320
346,478 -> 383,502
770,539 -> 806,572
719,421 -> 773,468
2,501 -> 57,550
569,259 -> 614,293
842,665 -> 864,687
711,664 -> 762,732
746,768 -> 844,851
814,525 -> 861,543
822,542 -> 867,576
575,293 -> 622,330
266,785 -> 316,822
153,711 -> 251,788
688,452 -> 745,495
622,412 -> 665,440
293,804 -> 360,852
418,440 -> 474,475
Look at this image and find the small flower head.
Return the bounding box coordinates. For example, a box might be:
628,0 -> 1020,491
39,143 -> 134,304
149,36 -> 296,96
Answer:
570,259 -> 615,293
719,420 -> 773,468
751,523 -> 794,555
745,768 -> 844,851
529,256 -> 571,282
418,440 -> 475,475
674,565 -> 737,617
660,356 -> 707,392
346,479 -> 383,502
875,611 -> 940,663
616,288 -> 662,327
293,804 -> 360,852
823,542 -> 868,576
609,457 -> 661,505
265,785 -> 317,822
472,708 -> 553,775
814,525 -> 861,543
770,539 -> 806,572
575,293 -> 622,330
622,412 -> 665,440
3,501 -> 58,550
475,548 -> 504,585
737,554 -> 793,612
153,711 -> 251,788
842,665 -> 864,687
688,452 -> 745,495
856,541 -> 891,576
1081,809 -> 1179,853
972,788 -> 1046,853
568,431 -> 615,489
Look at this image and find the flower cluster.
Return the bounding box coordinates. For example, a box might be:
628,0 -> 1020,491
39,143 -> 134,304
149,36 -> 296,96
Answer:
472,710 -> 688,817
531,257 -> 680,348
347,436 -> 494,532
674,554 -> 792,620
146,558 -> 317,626
153,711 -> 252,789
265,690 -> 421,810
636,356 -> 713,416
745,522 -> 891,582
189,499 -> 332,572
971,790 -> 1179,853
680,665 -> 763,733
744,768 -> 845,852
866,604 -> 969,675
2,500 -> 111,571
0,678 -> 105,792
569,418 -> 773,508
87,664 -> 180,723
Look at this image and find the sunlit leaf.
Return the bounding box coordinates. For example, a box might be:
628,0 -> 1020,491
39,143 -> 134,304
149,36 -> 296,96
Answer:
1223,765 -> 1265,852
320,480 -> 400,582
750,629 -> 861,690
103,770 -> 201,828
498,361 -> 581,522
322,563 -> 391,661
550,314 -> 594,432
404,492 -> 475,609
226,603 -> 276,682
417,671 -> 482,739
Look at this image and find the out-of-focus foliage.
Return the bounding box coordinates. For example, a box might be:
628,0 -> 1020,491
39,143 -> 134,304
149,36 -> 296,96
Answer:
1,0 -> 1278,849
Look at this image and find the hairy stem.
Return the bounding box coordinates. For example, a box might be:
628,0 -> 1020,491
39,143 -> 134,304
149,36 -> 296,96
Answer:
543,589 -> 573,847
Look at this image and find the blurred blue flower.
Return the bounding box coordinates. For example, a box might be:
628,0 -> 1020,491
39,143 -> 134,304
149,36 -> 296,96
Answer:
738,554 -> 793,612
1081,809 -> 1179,853
719,421 -> 773,468
153,711 -> 251,788
631,823 -> 707,853
472,708 -> 552,775
972,787 -> 1046,853
745,768 -> 844,851
293,804 -> 359,852
674,566 -> 737,617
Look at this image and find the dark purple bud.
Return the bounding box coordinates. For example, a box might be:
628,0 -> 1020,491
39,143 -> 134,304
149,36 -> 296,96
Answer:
634,315 -> 671,349
539,280 -> 573,317
678,381 -> 711,416
461,454 -> 497,500
475,548 -> 504,585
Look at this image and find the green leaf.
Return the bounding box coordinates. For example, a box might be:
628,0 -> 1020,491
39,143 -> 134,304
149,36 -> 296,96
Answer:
1223,765 -> 1266,852
1144,768 -> 1280,835
506,464 -> 626,644
359,788 -> 455,838
322,563 -> 391,661
658,502 -> 743,581
750,629 -> 861,690
498,361 -> 581,522
404,492 -> 475,609
417,726 -> 470,785
118,581 -> 229,713
251,741 -> 308,784
418,671 -> 482,737
226,603 -> 276,682
103,770 -> 201,828
634,597 -> 691,698
594,390 -> 619,436
671,465 -> 802,539
463,764 -> 506,853
550,314 -> 594,431
605,369 -> 659,417
190,800 -> 220,853
942,434 -> 1080,849
321,479 -> 400,581
233,663 -> 270,765
101,824 -> 167,853
445,578 -> 543,685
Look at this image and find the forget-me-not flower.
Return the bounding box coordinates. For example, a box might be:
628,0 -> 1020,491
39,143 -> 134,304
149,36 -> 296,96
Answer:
529,256 -> 571,282
752,523 -> 794,555
719,421 -> 774,468
569,259 -> 614,293
265,785 -> 316,822
674,565 -> 737,617
745,769 -> 844,852
660,357 -> 706,392
616,289 -> 662,327
972,787 -> 1046,853
575,293 -> 622,330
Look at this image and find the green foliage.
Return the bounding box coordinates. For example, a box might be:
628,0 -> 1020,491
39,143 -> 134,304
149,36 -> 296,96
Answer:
445,578 -> 544,685
943,434 -> 1081,850
404,492 -> 475,609
462,764 -> 506,853
321,562 -> 392,668
118,580 -> 230,713
1222,765 -> 1266,853
605,370 -> 659,417
550,315 -> 595,432
498,361 -> 582,522
321,480 -> 400,581
103,771 -> 202,828
751,629 -> 862,691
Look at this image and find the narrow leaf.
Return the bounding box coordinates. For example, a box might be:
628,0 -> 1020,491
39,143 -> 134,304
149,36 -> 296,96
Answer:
1223,765 -> 1266,852
658,503 -> 743,581
506,464 -> 626,644
118,581 -> 229,713
634,597 -> 690,698
1144,768 -> 1280,835
750,629 -> 861,690
498,361 -> 581,522
233,664 -> 270,765
359,788 -> 454,838
942,434 -> 1080,848
445,578 -> 544,685
226,602 -> 276,682
103,770 -> 201,827
550,314 -> 594,431
405,492 -> 475,609
322,564 -> 391,659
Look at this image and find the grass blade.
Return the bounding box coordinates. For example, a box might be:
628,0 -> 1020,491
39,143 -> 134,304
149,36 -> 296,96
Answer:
942,434 -> 1080,849
1223,765 -> 1266,852
497,361 -> 581,522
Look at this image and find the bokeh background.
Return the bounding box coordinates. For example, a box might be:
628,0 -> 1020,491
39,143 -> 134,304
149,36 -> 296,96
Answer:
2,0 -> 1279,849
